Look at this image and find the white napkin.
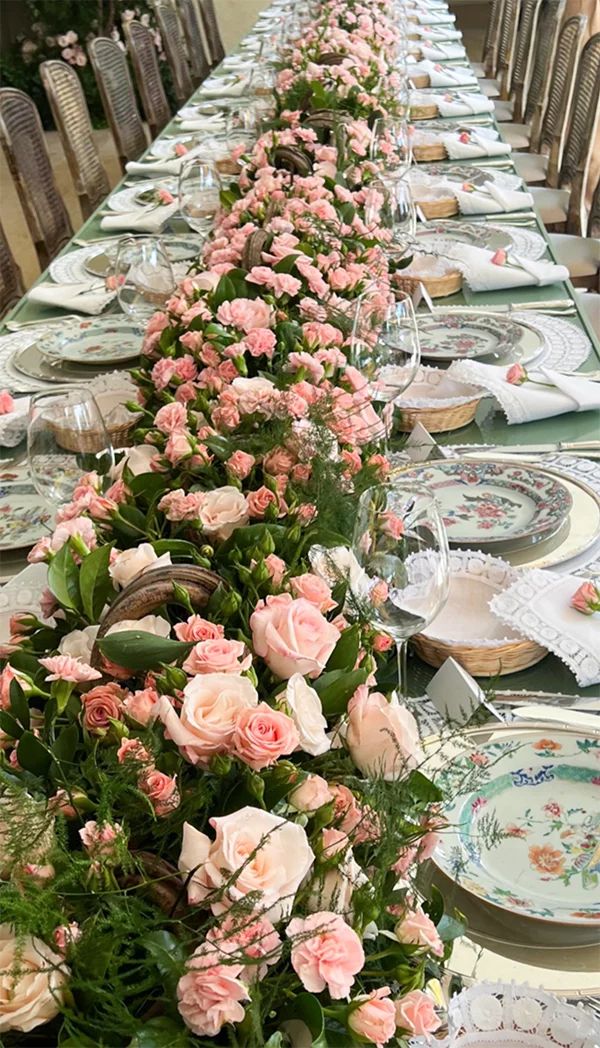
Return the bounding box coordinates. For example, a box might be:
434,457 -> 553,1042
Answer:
415,42 -> 466,61
411,11 -> 456,23
490,568 -> 600,687
448,182 -> 533,214
440,243 -> 568,291
199,79 -> 247,99
411,25 -> 462,40
125,143 -> 207,178
175,111 -> 226,132
408,60 -> 477,88
27,281 -> 115,316
0,396 -> 29,448
448,360 -> 600,424
441,130 -> 512,158
222,56 -> 255,71
100,202 -> 179,234
433,91 -> 494,117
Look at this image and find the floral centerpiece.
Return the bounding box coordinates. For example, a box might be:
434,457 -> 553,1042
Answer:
0,1 -> 463,1044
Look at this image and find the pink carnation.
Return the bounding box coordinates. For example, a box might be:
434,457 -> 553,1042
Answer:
216,298 -> 274,333
287,911 -> 364,999
39,655 -> 101,683
177,944 -> 248,1037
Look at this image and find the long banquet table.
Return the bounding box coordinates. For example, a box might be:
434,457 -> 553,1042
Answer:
1,5 -> 599,704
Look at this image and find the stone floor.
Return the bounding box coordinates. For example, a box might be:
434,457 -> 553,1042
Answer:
0,0 -> 488,290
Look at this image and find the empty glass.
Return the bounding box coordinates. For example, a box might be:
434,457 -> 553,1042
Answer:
114,236 -> 175,329
364,177 -> 416,260
371,117 -> 413,182
27,388 -> 115,509
178,158 -> 222,236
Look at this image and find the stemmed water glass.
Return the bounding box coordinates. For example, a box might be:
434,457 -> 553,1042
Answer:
27,388 -> 115,509
178,158 -> 222,237
371,117 -> 413,182
364,177 -> 416,261
351,290 -> 421,446
350,481 -> 449,699
114,235 -> 175,330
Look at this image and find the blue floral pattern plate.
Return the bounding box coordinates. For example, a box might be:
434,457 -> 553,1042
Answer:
398,459 -> 573,550
0,483 -> 51,551
432,730 -> 600,925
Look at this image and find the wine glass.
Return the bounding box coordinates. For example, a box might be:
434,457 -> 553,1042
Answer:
114,235 -> 175,329
27,388 -> 115,509
351,290 -> 421,445
351,481 -> 449,698
371,117 -> 413,182
178,157 -> 222,236
364,177 -> 416,260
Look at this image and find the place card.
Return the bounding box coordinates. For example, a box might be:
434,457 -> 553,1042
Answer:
426,656 -> 504,726
405,422 -> 452,462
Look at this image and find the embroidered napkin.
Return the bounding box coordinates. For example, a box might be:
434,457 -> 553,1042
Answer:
100,202 -> 179,234
27,281 -> 115,316
440,243 -> 568,291
426,91 -> 494,117
407,60 -> 477,87
414,42 -> 466,61
125,143 -> 207,177
448,361 -> 600,424
410,25 -> 462,40
490,569 -> 600,687
447,182 -> 534,214
441,130 -> 512,159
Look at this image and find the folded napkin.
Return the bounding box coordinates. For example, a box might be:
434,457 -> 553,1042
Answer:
100,202 -> 179,234
125,143 -> 207,178
411,25 -> 462,40
448,360 -> 600,424
0,396 -> 29,448
411,11 -> 456,23
222,56 -> 255,71
432,91 -> 494,117
199,79 -> 247,99
490,568 -> 600,687
408,60 -> 477,88
441,130 -> 511,158
176,110 -> 225,129
416,42 -> 466,61
447,182 -> 533,214
28,281 -> 115,316
439,243 -> 568,292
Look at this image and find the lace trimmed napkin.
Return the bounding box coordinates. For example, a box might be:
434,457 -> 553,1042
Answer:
448,182 -> 533,214
413,41 -> 466,61
408,60 -> 478,87
490,569 -> 600,687
413,90 -> 494,116
441,130 -> 512,159
100,202 -> 179,234
448,361 -> 600,423
27,282 -> 115,316
125,143 -> 206,178
438,243 -> 568,291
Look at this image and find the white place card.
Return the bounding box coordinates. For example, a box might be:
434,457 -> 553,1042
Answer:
426,657 -> 504,726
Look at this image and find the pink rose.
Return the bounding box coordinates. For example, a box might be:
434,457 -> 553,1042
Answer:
373,632 -> 393,653
0,389 -> 15,414
123,687 -> 159,726
330,784 -> 379,844
198,486 -> 249,540
154,402 -> 188,434
232,703 -> 299,769
217,298 -> 274,333
138,767 -> 180,817
506,363 -> 528,385
264,553 -> 287,586
250,593 -> 341,680
174,616 -> 224,643
81,683 -> 124,733
289,773 -> 333,812
395,990 -> 441,1037
570,580 -> 600,615
206,914 -> 281,981
226,450 -> 255,479
395,909 -> 443,957
182,638 -> 252,675
117,737 -> 150,763
79,820 -> 123,859
287,911 -> 364,999
177,943 -> 248,1037
346,691 -> 423,780
179,807 -> 314,920
39,655 -> 101,684
289,573 -> 337,613
247,486 -> 278,519
158,673 -> 258,765
349,988 -> 396,1047
490,247 -> 507,265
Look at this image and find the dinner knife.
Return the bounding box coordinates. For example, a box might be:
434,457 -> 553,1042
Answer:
452,440 -> 600,454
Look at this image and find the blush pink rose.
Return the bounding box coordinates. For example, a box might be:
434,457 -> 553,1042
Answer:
177,943 -> 248,1037
174,616 -> 224,643
182,639 -> 252,675
289,773 -> 333,813
395,909 -> 443,957
198,487 -> 249,541
81,683 -> 124,733
123,687 -> 159,726
264,553 -> 287,586
289,573 -> 337,613
287,911 -> 364,999
349,988 -> 396,1047
395,990 -> 441,1037
232,703 -> 299,770
346,691 -> 423,781
247,486 -> 278,519
570,580 -> 600,615
179,807 -> 314,920
250,593 -> 340,680
138,767 -> 180,817
158,673 -> 258,765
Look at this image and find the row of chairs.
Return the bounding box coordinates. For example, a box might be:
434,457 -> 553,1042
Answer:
475,0 -> 600,241
0,0 -> 225,314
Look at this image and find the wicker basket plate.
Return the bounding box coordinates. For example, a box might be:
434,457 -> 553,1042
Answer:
396,365 -> 484,433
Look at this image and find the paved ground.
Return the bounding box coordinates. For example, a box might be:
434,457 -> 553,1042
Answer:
0,0 -> 486,290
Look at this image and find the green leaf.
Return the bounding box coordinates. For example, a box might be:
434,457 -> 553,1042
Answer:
326,623 -> 360,672
264,1035 -> 285,1048
282,993 -> 326,1047
0,710 -> 23,740
48,542 -> 81,611
422,883 -> 444,926
151,539 -> 204,563
97,631 -> 192,672
79,544 -> 114,622
274,252 -> 302,274
313,668 -> 369,715
141,931 -> 186,998
52,722 -> 79,764
129,472 -> 170,500
129,1019 -> 190,1048
405,769 -> 443,806
437,912 -> 467,942
9,679 -> 30,730
212,274 -> 237,307
17,731 -> 53,776
7,651 -> 41,679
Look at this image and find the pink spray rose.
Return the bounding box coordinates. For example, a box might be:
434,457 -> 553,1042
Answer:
250,593 -> 340,680
138,768 -> 180,817
395,908 -> 444,957
158,673 -> 258,766
182,638 -> 252,675
570,580 -> 600,615
80,683 -> 125,733
226,450 -> 255,479
289,573 -> 337,613
506,363 -> 528,385
0,390 -> 15,414
289,773 -> 333,813
174,616 -> 224,643
348,987 -> 397,1047
287,911 -> 364,999
232,703 -> 299,770
395,990 -> 441,1037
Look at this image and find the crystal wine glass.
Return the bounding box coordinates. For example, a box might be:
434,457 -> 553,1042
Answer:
27,387 -> 115,509
114,235 -> 175,330
371,117 -> 413,182
364,177 -> 416,261
178,157 -> 222,236
351,289 -> 421,446
351,481 -> 449,698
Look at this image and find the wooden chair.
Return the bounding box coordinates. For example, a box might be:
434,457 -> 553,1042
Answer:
0,87 -> 73,271
39,59 -> 110,221
508,0 -> 543,122
153,1 -> 194,106
179,0 -> 212,85
198,0 -> 226,67
124,20 -> 172,138
497,0 -> 523,100
0,222 -> 25,320
474,0 -> 506,78
88,36 -> 148,171
496,0 -> 564,146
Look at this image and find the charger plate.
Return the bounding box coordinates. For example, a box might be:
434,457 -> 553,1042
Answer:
430,726 -> 600,926
83,235 -> 201,279
395,459 -> 573,551
419,163 -> 522,188
12,343 -> 126,384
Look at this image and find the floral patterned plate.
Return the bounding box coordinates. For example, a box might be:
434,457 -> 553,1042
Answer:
416,221 -> 547,261
418,163 -> 522,189
432,730 -> 600,925
0,484 -> 51,551
417,311 -> 545,362
397,459 -> 573,551
40,318 -> 141,365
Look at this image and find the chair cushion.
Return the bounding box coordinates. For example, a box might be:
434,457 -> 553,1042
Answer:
514,152 -> 548,184
530,186 -> 569,225
472,62 -> 486,77
494,99 -> 514,121
549,233 -> 600,277
501,123 -> 531,150
574,291 -> 600,338
478,78 -> 500,97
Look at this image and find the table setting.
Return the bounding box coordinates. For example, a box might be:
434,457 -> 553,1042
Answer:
0,0 -> 598,1043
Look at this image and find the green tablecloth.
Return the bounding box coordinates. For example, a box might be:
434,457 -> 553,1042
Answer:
2,62 -> 599,698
